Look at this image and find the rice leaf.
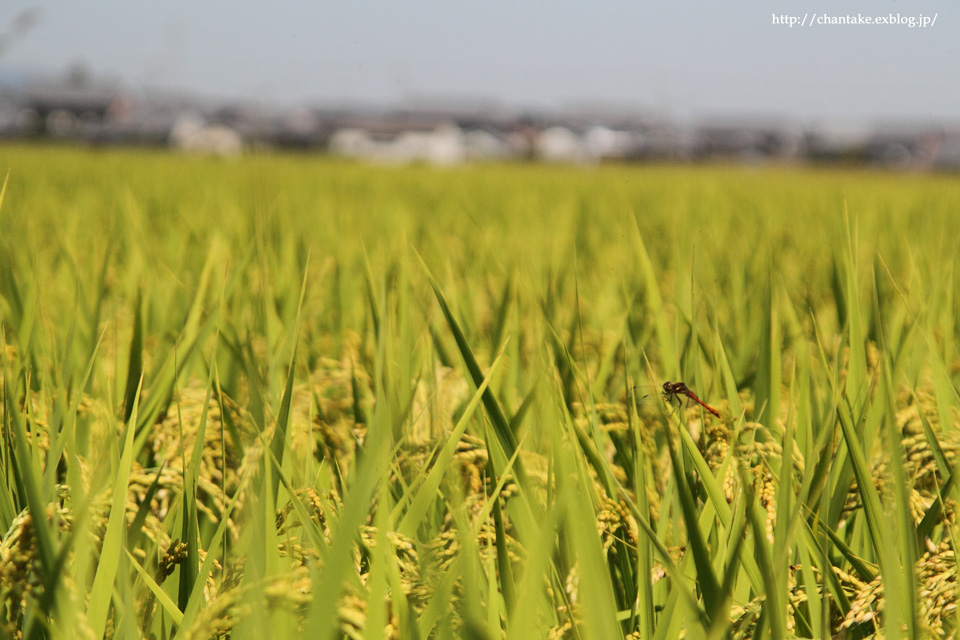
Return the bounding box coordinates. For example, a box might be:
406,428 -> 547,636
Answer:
88,373 -> 142,639
416,251 -> 521,472
121,289 -> 144,424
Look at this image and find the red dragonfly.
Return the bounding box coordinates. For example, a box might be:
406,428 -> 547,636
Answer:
661,381 -> 722,419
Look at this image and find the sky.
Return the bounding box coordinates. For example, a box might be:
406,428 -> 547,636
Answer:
0,1 -> 955,124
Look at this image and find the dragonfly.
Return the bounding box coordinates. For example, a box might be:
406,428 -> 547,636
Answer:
661,381 -> 722,419
629,381 -> 722,419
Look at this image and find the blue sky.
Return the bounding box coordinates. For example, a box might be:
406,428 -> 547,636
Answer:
0,1 -> 955,123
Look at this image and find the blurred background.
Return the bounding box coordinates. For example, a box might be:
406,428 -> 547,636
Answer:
0,1 -> 956,168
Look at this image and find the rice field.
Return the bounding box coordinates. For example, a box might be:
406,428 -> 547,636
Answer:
1,144 -> 960,639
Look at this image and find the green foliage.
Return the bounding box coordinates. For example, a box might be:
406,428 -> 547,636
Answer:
1,144 -> 959,639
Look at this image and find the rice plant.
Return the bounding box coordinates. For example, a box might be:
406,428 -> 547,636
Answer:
1,144 -> 959,638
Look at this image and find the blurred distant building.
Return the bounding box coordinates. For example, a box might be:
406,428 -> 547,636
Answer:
803,123 -> 872,164
535,126 -> 588,163
930,131 -> 960,170
17,85 -> 129,138
802,122 -> 955,170
330,122 -> 466,165
692,120 -> 803,162
862,126 -> 940,170
271,108 -> 327,149
169,114 -> 243,156
532,116 -> 680,163
326,108 -> 519,164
